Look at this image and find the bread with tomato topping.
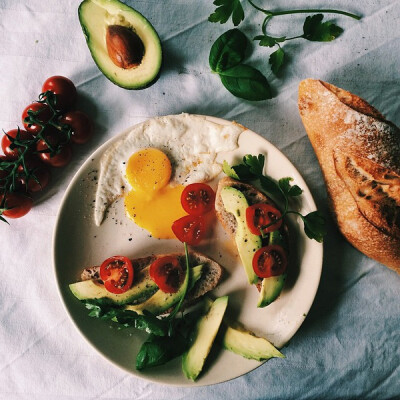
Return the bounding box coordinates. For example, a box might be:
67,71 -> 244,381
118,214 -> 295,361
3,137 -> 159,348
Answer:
80,251 -> 223,308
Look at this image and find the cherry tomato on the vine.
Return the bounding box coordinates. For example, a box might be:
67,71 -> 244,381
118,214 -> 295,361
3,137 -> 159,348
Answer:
246,203 -> 282,236
36,137 -> 72,168
42,76 -> 77,113
1,129 -> 32,160
17,167 -> 51,193
149,256 -> 185,293
59,110 -> 93,144
0,192 -> 33,219
99,256 -> 134,294
252,245 -> 288,278
172,214 -> 209,246
181,183 -> 215,216
22,103 -> 52,135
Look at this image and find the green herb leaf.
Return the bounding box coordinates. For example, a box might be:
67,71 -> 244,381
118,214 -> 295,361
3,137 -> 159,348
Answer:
219,64 -> 272,101
208,0 -> 244,26
259,175 -> 285,203
254,35 -> 286,48
303,211 -> 327,242
278,177 -> 303,198
269,47 -> 285,75
209,29 -> 248,73
243,154 -> 265,176
303,14 -> 343,42
222,160 -> 240,179
83,299 -> 168,336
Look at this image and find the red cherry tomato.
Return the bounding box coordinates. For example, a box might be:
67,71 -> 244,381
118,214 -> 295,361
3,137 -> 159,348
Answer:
59,110 -> 93,144
172,214 -> 208,245
252,245 -> 288,278
0,192 -> 33,219
149,256 -> 185,293
36,137 -> 72,168
181,183 -> 215,216
18,168 -> 51,193
42,76 -> 77,112
246,203 -> 282,235
1,129 -> 32,160
22,103 -> 52,135
99,256 -> 134,294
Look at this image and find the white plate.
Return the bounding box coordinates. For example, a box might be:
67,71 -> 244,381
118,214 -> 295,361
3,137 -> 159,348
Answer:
53,115 -> 323,387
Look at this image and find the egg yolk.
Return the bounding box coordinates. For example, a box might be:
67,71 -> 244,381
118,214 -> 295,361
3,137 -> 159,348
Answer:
124,148 -> 186,239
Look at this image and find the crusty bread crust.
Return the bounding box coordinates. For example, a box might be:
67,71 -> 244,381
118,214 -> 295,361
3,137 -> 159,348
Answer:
80,251 -> 223,305
298,79 -> 400,273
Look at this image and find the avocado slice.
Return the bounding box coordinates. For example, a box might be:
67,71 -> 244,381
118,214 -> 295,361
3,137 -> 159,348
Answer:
220,186 -> 262,284
220,321 -> 284,361
69,266 -> 157,305
125,265 -> 203,315
182,296 -> 228,381
257,230 -> 287,308
78,0 -> 162,89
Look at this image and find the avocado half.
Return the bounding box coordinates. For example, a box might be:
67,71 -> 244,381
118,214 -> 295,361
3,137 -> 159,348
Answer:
78,0 -> 162,89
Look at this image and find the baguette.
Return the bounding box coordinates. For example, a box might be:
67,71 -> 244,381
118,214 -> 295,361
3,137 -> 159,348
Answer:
79,251 -> 224,308
298,79 -> 400,272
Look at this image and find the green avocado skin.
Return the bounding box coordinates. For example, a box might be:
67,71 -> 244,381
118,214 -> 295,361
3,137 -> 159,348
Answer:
78,0 -> 162,89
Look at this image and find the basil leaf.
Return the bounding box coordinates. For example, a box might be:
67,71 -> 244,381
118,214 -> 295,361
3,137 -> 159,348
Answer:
219,64 -> 273,101
136,332 -> 188,370
269,47 -> 285,75
303,14 -> 343,42
209,29 -> 248,73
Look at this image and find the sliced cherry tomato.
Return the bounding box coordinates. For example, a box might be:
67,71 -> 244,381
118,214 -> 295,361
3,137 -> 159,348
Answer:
246,203 -> 282,235
42,76 -> 77,112
36,137 -> 72,168
59,110 -> 93,144
1,129 -> 32,160
181,183 -> 215,216
252,245 -> 287,278
0,192 -> 33,219
149,256 -> 185,293
172,214 -> 208,245
22,103 -> 52,135
99,256 -> 134,294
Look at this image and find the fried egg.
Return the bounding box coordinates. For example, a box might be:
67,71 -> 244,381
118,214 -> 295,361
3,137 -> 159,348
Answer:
94,114 -> 244,236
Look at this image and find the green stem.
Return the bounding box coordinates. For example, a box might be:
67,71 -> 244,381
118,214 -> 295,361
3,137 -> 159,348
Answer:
271,9 -> 361,20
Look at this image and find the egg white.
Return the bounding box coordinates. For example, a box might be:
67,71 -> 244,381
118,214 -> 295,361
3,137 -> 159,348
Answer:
94,114 -> 244,226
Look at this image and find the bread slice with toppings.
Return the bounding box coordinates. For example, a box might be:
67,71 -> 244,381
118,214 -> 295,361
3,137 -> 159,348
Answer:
75,251 -> 223,311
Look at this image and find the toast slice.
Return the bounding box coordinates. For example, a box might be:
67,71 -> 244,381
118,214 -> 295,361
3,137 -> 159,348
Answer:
77,251 -> 224,309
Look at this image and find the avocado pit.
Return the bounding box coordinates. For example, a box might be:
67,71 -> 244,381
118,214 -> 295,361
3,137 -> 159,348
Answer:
106,25 -> 145,69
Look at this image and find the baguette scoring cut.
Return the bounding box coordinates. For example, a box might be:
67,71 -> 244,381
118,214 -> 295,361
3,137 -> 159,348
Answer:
298,79 -> 400,272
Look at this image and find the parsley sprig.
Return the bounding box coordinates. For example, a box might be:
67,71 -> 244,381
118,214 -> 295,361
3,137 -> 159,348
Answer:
223,154 -> 327,242
209,0 -> 361,99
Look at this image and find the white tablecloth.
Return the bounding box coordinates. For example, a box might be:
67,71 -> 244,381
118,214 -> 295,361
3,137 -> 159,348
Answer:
1,1 -> 399,399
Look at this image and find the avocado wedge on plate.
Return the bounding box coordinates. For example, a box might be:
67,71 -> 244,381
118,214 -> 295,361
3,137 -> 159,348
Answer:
78,0 -> 162,89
